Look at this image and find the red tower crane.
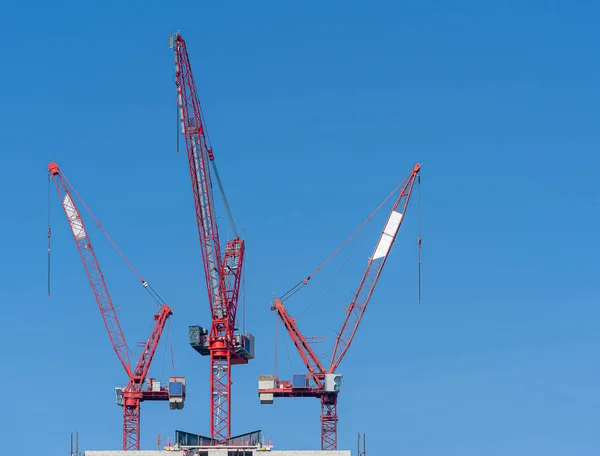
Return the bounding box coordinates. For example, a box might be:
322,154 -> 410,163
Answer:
169,32 -> 254,442
48,161 -> 186,451
258,163 -> 421,450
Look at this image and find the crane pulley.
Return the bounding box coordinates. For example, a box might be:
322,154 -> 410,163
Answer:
48,161 -> 186,451
259,163 -> 421,450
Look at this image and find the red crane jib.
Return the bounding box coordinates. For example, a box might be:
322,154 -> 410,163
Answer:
49,161 -> 185,451
49,161 -> 132,378
258,163 -> 421,451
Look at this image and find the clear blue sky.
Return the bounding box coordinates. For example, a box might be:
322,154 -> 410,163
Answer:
1,1 -> 598,455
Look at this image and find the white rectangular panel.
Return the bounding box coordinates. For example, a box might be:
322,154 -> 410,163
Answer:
373,211 -> 403,260
63,194 -> 87,240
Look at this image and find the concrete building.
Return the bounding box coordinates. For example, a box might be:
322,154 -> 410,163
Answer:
84,429 -> 351,456
85,451 -> 350,456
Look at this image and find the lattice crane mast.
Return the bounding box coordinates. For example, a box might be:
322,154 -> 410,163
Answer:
169,32 -> 254,442
48,161 -> 186,451
258,163 -> 421,450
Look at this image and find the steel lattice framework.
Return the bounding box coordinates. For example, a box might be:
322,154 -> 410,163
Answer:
259,163 -> 421,450
170,32 -> 252,442
49,161 -> 184,450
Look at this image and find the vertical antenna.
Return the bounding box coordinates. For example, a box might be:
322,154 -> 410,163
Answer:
70,433 -> 73,456
76,431 -> 79,456
357,432 -> 366,456
47,170 -> 52,297
417,173 -> 422,305
363,432 -> 366,456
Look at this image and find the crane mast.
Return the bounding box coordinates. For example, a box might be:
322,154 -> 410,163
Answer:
49,161 -> 186,451
170,32 -> 254,442
122,303 -> 173,450
259,163 -> 421,450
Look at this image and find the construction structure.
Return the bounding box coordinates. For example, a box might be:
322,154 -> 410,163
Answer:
82,430 -> 351,455
85,451 -> 350,456
169,31 -> 255,444
49,161 -> 186,451
57,30 -> 420,454
259,164 -> 421,450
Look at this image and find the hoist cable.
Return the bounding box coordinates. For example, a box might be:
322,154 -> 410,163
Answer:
170,319 -> 177,375
60,169 -> 164,306
305,179 -> 407,281
210,159 -> 239,239
298,221 -> 375,320
280,178 -> 408,301
417,174 -> 422,305
47,171 -> 52,297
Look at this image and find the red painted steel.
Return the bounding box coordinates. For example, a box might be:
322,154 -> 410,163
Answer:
330,163 -> 421,372
272,299 -> 325,388
260,163 -> 421,450
321,396 -> 338,451
171,32 -> 248,442
49,161 -> 174,451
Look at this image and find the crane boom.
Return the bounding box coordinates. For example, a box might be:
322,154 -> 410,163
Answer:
49,161 -> 131,377
273,299 -> 326,386
129,303 -> 172,387
170,32 -> 252,442
173,32 -> 224,316
329,163 -> 421,372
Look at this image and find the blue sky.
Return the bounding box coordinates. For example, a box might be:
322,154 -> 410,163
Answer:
1,1 -> 599,455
